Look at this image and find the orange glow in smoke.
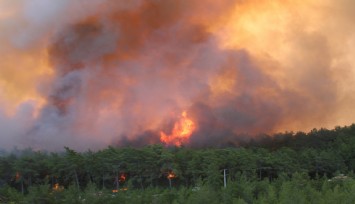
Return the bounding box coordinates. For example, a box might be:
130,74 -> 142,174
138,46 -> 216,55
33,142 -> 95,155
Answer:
2,0 -> 355,150
160,111 -> 196,146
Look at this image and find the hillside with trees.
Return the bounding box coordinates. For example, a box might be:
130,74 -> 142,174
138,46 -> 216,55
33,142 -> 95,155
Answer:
1,124 -> 355,203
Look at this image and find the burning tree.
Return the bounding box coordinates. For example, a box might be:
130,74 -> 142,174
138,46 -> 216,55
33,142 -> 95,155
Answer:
166,170 -> 176,189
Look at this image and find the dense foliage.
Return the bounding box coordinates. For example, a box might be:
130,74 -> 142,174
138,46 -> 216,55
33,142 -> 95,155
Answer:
1,124 -> 355,203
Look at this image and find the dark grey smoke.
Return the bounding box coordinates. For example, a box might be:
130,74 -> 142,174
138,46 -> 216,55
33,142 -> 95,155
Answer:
1,0 -> 355,150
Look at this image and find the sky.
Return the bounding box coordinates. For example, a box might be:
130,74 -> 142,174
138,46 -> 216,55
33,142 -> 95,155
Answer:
1,0 -> 355,150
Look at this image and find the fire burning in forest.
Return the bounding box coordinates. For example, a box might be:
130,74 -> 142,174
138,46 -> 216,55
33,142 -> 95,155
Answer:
119,173 -> 126,183
15,172 -> 21,182
52,183 -> 64,191
1,0 -> 355,150
167,171 -> 176,180
160,111 -> 196,146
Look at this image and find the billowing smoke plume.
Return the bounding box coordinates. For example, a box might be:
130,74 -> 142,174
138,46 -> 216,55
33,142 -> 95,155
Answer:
1,0 -> 355,150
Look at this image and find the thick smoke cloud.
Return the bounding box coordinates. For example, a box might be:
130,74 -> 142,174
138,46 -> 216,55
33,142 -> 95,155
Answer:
1,0 -> 355,150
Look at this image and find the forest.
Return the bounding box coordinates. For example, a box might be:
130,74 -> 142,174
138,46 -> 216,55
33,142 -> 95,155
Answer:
1,124 -> 355,203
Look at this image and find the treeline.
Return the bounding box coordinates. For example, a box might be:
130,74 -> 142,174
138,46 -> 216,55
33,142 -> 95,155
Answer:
1,124 -> 355,203
2,173 -> 355,203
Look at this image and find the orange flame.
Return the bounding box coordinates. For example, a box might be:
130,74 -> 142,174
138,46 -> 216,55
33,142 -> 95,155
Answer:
112,188 -> 128,193
53,183 -> 64,191
15,172 -> 21,181
160,111 -> 195,146
167,171 -> 176,179
119,173 -> 126,182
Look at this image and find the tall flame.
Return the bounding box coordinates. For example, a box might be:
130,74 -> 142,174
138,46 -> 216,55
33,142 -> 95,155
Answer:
160,111 -> 195,146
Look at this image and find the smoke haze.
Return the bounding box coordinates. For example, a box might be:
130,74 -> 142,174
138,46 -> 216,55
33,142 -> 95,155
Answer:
1,0 -> 355,150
